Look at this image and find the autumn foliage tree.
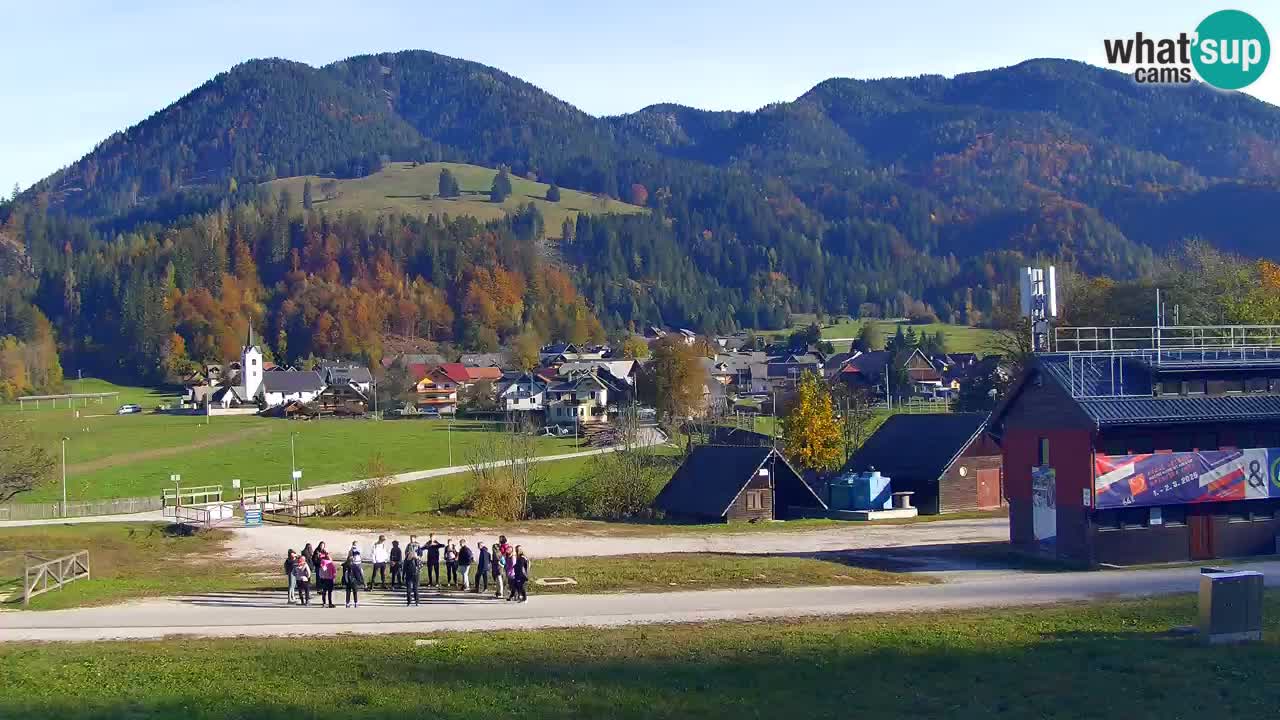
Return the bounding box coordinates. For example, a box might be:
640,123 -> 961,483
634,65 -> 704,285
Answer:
649,336 -> 706,423
781,371 -> 844,473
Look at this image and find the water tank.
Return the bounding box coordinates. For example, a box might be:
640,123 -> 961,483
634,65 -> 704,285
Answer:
829,470 -> 892,511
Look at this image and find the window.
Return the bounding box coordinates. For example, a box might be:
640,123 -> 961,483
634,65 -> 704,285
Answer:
1222,378 -> 1246,394
1186,379 -> 1207,395
1251,502 -> 1275,521
1158,380 -> 1183,396
1226,502 -> 1249,523
1099,436 -> 1128,456
1095,509 -> 1121,530
745,490 -> 763,511
1170,433 -> 1194,452
1130,436 -> 1154,454
1120,507 -> 1149,529
1161,506 -> 1187,526
1247,377 -> 1268,393
1037,438 -> 1050,466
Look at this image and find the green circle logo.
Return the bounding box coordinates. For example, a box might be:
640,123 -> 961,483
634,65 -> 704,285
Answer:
1193,10 -> 1270,90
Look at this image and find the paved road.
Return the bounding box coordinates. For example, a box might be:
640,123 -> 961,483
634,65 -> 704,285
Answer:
0,432 -> 664,529
4,560 -> 1276,642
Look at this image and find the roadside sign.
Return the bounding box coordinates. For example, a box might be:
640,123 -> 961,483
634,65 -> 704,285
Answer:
231,478 -> 241,489
291,470 -> 302,480
244,507 -> 263,527
170,474 -> 181,483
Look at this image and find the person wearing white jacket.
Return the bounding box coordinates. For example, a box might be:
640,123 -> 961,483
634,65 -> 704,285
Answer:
368,535 -> 390,590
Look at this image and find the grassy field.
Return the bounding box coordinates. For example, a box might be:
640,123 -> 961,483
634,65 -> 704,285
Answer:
765,315 -> 997,354
0,523 -> 275,610
2,593 -> 1276,718
3,379 -> 583,502
267,162 -> 644,237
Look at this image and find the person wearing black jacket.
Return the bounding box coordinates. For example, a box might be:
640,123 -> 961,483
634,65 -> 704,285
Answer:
402,552 -> 422,606
512,546 -> 530,602
425,534 -> 443,587
284,549 -> 298,604
457,540 -> 473,591
389,540 -> 403,589
474,544 -> 490,593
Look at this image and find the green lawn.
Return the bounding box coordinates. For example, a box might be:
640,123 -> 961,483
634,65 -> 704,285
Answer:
2,593 -> 1277,718
266,162 -> 644,238
0,523 -> 275,610
3,380 -> 585,502
760,316 -> 997,354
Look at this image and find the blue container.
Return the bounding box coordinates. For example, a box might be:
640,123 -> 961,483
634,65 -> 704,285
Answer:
829,470 -> 892,511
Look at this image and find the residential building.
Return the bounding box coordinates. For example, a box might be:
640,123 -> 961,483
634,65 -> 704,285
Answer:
414,368 -> 460,414
654,446 -> 827,522
498,372 -> 547,412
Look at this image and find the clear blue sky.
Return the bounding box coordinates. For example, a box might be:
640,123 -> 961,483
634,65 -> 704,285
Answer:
4,1 -> 1278,193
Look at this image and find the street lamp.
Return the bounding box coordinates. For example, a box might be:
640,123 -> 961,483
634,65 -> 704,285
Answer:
289,431 -> 300,500
60,437 -> 69,518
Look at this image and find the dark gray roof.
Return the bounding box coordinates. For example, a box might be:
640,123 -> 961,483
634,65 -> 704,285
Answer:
323,365 -> 373,385
1080,395 -> 1280,426
842,413 -> 990,483
654,446 -> 788,517
261,370 -> 325,394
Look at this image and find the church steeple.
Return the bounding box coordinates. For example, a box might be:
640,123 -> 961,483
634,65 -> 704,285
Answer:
245,324 -> 256,351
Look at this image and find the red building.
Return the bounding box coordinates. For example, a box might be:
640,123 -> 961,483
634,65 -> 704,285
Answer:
991,328 -> 1280,566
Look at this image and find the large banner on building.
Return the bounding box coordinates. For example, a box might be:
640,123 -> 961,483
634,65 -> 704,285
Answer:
1094,449 -> 1280,509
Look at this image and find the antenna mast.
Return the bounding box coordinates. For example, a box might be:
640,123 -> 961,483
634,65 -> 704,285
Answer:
1019,266 -> 1058,353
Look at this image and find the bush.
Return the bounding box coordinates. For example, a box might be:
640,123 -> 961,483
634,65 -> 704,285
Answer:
344,453 -> 394,516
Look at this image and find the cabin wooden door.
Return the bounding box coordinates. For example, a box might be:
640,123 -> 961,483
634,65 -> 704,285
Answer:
1189,509 -> 1215,560
976,469 -> 1001,508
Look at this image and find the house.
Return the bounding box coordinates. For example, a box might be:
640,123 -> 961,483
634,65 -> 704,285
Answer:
840,413 -> 1003,515
459,352 -> 508,369
414,368 -> 460,414
557,360 -> 637,387
319,362 -> 373,395
498,372 -> 547,412
654,446 -> 827,522
464,366 -> 504,383
748,360 -> 820,395
259,370 -> 326,408
317,382 -> 369,415
545,372 -> 610,425
990,339 -> 1280,566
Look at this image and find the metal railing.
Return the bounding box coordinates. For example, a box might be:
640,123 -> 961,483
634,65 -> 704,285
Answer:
23,550 -> 90,606
1056,325 -> 1280,355
239,484 -> 294,505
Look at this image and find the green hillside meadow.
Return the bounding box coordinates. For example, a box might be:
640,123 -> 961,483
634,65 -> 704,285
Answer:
267,162 -> 643,237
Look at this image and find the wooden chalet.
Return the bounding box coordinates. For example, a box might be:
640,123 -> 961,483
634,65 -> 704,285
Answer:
654,446 -> 827,523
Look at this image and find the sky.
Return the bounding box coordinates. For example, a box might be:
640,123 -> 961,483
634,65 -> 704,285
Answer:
4,0 -> 1279,193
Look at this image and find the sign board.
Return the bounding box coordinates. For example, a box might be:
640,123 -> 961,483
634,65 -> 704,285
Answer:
231,478 -> 241,489
1095,449 -> 1280,510
1031,466 -> 1057,550
169,474 -> 181,483
1082,487 -> 1091,507
291,470 -> 302,481
244,507 -> 263,527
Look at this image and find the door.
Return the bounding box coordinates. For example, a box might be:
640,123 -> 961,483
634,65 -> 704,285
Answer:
1189,509 -> 1215,560
976,469 -> 1001,508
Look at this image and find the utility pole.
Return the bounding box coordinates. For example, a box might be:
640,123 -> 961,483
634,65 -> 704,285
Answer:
447,417 -> 453,466
60,437 -> 69,518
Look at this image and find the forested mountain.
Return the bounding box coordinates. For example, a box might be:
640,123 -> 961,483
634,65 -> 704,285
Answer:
5,50 -> 1280,388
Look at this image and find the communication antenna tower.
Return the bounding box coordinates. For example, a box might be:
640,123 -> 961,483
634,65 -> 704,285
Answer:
1019,266 -> 1058,353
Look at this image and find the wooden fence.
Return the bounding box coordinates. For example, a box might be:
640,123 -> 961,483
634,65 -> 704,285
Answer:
161,485 -> 223,507
240,484 -> 293,505
0,496 -> 162,522
23,550 -> 90,606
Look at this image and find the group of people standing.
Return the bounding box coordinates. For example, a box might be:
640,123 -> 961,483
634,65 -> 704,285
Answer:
285,533 -> 530,608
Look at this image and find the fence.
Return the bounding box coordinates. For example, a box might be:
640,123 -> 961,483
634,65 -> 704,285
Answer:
240,484 -> 294,505
0,496 -> 163,522
161,485 -> 223,507
22,550 -> 90,606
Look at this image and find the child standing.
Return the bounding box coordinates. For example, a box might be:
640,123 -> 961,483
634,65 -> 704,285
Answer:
292,556 -> 312,606
318,554 -> 337,608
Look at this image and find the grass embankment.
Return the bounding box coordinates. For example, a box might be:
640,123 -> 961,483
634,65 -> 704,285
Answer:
0,523 -> 275,610
762,315 -> 997,354
267,161 -> 644,237
2,593 -> 1277,718
4,379 -> 582,501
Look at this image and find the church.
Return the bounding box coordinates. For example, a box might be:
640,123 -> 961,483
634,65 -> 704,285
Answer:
184,327 -> 327,412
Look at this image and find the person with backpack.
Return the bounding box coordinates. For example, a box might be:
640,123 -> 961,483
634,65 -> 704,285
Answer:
402,550 -> 422,606
424,534 -> 443,587
343,542 -> 365,608
457,540 -> 473,591
389,539 -> 403,590
444,540 -> 458,588
284,549 -> 298,604
317,553 -> 337,608
292,555 -> 312,607
475,543 -> 490,593
512,545 -> 530,602
368,535 -> 390,590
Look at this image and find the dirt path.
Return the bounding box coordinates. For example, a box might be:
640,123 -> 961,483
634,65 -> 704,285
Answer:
226,517 -> 1009,562
66,427 -> 261,475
